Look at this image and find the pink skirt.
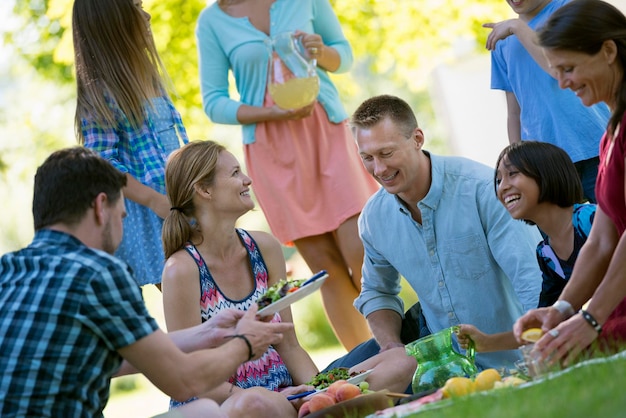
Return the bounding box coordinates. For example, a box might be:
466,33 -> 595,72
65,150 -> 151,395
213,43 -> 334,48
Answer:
244,93 -> 379,244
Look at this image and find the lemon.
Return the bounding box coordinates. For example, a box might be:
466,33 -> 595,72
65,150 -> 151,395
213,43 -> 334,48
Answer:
495,376 -> 527,388
521,327 -> 543,343
441,376 -> 475,398
473,368 -> 502,392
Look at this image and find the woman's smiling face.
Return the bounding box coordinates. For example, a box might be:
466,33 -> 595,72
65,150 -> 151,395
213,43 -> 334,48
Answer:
544,41 -> 619,108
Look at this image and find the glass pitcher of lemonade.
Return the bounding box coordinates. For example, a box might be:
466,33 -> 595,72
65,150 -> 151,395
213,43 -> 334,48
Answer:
405,326 -> 477,393
267,32 -> 320,110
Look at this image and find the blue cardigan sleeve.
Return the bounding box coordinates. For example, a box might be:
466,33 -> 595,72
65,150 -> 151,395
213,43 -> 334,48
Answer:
196,10 -> 242,125
313,0 -> 353,74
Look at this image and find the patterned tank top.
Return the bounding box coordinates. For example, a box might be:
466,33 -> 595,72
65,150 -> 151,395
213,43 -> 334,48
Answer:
184,228 -> 293,390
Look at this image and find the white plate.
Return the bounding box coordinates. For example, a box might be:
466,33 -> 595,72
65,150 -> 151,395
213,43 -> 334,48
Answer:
257,272 -> 329,317
318,369 -> 374,392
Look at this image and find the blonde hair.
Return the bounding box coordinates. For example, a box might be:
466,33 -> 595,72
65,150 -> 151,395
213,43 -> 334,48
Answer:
72,0 -> 172,142
162,140 -> 226,259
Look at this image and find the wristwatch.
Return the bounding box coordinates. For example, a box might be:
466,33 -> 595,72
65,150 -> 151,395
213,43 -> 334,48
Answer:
552,300 -> 575,318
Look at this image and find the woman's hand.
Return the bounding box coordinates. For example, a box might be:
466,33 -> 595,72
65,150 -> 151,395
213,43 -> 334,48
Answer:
294,30 -> 324,61
293,29 -> 341,72
268,102 -> 316,121
513,306 -> 567,344
533,313 -> 599,367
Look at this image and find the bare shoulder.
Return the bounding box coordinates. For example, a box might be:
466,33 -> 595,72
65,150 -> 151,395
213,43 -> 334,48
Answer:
248,230 -> 282,253
247,230 -> 286,284
162,249 -> 199,286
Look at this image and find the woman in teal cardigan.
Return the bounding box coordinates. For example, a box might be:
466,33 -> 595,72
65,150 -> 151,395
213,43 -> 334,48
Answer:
196,0 -> 379,350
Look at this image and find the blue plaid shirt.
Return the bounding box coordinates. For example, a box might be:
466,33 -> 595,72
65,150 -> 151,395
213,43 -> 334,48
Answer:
80,94 -> 188,193
0,229 -> 159,417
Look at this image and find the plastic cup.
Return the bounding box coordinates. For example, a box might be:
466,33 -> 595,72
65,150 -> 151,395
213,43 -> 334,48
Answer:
518,344 -> 547,377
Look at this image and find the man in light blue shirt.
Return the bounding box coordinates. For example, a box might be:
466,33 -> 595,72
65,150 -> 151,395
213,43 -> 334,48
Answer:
350,95 -> 543,371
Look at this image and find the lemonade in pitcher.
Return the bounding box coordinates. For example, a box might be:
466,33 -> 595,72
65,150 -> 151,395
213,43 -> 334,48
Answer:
268,76 -> 319,110
267,32 -> 319,110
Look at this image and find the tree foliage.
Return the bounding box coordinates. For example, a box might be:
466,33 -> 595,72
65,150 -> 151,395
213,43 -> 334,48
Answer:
7,0 -> 513,137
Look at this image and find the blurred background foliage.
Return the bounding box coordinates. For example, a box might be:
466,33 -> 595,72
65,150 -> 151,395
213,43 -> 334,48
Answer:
4,0 -> 513,143
1,0 -> 514,351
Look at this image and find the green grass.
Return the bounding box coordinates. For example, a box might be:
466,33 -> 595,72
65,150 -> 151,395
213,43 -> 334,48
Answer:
401,352 -> 626,418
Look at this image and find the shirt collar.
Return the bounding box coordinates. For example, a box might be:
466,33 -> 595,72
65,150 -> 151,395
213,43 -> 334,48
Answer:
393,151 -> 443,215
31,229 -> 85,249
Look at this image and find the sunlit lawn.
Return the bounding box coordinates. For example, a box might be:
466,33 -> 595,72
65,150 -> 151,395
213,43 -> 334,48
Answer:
410,351 -> 626,418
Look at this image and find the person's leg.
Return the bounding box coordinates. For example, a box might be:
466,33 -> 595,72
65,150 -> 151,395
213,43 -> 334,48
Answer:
294,232 -> 371,350
349,347 -> 417,393
322,338 -> 381,371
334,215 -> 365,291
151,399 -> 226,418
574,157 -> 599,204
324,303 -> 431,371
221,387 -> 297,418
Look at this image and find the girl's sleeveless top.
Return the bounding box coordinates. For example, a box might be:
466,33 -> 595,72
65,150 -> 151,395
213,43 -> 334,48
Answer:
185,228 -> 293,390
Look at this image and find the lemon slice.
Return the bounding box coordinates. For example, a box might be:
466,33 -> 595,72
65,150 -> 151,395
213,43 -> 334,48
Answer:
521,327 -> 543,343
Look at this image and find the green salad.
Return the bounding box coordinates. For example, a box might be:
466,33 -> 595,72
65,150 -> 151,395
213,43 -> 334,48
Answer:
256,278 -> 306,309
306,367 -> 355,390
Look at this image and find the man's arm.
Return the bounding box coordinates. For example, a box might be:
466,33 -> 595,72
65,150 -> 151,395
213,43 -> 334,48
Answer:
115,308 -> 247,377
116,307 -> 293,402
355,211 -> 406,350
366,309 -> 404,351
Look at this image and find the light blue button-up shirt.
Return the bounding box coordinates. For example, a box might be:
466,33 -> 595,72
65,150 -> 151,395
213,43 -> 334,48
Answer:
355,152 -> 543,370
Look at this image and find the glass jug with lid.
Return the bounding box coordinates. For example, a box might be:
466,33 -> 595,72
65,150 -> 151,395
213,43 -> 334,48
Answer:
267,32 -> 320,110
405,325 -> 477,393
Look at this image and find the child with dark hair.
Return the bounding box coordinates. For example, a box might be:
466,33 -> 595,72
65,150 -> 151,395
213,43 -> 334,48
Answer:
458,141 -> 596,352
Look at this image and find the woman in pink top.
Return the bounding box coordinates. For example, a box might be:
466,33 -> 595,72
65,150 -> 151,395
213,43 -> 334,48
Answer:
196,0 -> 379,350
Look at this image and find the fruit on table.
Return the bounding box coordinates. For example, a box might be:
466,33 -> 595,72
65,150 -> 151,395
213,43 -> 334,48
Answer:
308,393 -> 336,412
325,379 -> 348,398
441,376 -> 476,398
298,402 -> 311,418
473,368 -> 502,391
298,380 -> 372,417
521,328 -> 544,343
493,375 -> 527,388
335,383 -> 362,402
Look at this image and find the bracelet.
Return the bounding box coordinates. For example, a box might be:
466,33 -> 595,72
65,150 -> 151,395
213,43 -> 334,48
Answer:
580,310 -> 603,334
227,334 -> 255,361
552,300 -> 575,318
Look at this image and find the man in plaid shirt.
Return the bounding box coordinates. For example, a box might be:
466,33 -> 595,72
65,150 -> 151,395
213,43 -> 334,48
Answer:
0,147 -> 292,418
